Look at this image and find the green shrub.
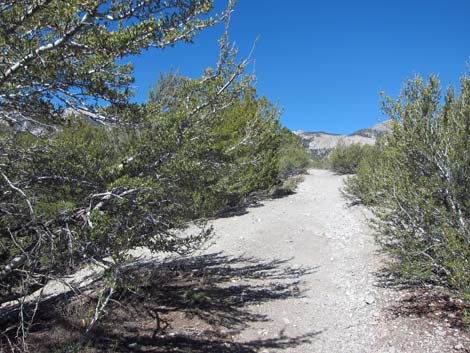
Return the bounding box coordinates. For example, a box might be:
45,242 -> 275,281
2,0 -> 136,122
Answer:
343,141 -> 388,205
277,128 -> 312,178
328,143 -> 375,175
345,74 -> 470,298
0,60 -> 283,345
309,156 -> 330,170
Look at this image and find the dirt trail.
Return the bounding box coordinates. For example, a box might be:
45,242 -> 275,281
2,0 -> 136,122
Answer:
201,169 -> 467,353
3,169 -> 467,352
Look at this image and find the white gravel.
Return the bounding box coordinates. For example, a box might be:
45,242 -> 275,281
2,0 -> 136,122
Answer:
3,168 -> 467,352
202,169 -> 467,353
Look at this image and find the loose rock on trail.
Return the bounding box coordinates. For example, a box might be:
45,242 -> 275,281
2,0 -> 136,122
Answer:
5,169 -> 468,352
201,169 -> 469,353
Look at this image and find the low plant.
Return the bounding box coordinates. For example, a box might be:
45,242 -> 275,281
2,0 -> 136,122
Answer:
277,128 -> 312,178
342,141 -> 388,205
329,142 -> 375,175
344,74 -> 470,299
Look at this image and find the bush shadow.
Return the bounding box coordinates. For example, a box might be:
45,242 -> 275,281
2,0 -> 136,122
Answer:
386,290 -> 470,330
18,253 -> 320,352
216,184 -> 299,219
373,270 -> 470,332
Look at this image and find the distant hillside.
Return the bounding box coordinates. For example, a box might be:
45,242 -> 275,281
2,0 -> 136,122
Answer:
295,121 -> 392,159
352,121 -> 393,138
0,107 -> 113,136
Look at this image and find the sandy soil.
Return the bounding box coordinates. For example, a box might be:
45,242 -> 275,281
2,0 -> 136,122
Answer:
200,169 -> 469,353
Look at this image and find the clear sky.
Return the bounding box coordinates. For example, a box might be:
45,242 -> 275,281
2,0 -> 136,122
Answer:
130,0 -> 470,134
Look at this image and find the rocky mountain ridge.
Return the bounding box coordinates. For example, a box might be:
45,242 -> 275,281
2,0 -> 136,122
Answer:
295,121 -> 392,159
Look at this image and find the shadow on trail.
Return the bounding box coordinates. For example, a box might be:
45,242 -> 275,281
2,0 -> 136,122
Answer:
386,290 -> 470,330
99,331 -> 317,353
18,253 -> 320,352
216,185 -> 297,219
374,270 -> 470,332
216,202 -> 265,218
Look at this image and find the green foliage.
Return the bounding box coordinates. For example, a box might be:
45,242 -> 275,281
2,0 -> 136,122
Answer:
342,141 -> 389,205
329,142 -> 375,175
0,2 -> 286,345
146,72 -> 282,214
345,75 -> 470,298
0,44 -> 284,314
1,66 -> 283,346
309,156 -> 330,170
0,0 -> 225,124
277,127 -> 312,178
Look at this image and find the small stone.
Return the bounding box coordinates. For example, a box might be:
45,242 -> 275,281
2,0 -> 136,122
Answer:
364,295 -> 375,304
455,343 -> 464,350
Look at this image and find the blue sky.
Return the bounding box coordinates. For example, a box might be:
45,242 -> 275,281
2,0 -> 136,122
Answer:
130,0 -> 470,134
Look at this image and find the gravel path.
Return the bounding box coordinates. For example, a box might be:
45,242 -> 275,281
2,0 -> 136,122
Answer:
202,169 -> 468,353
3,169 -> 467,352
